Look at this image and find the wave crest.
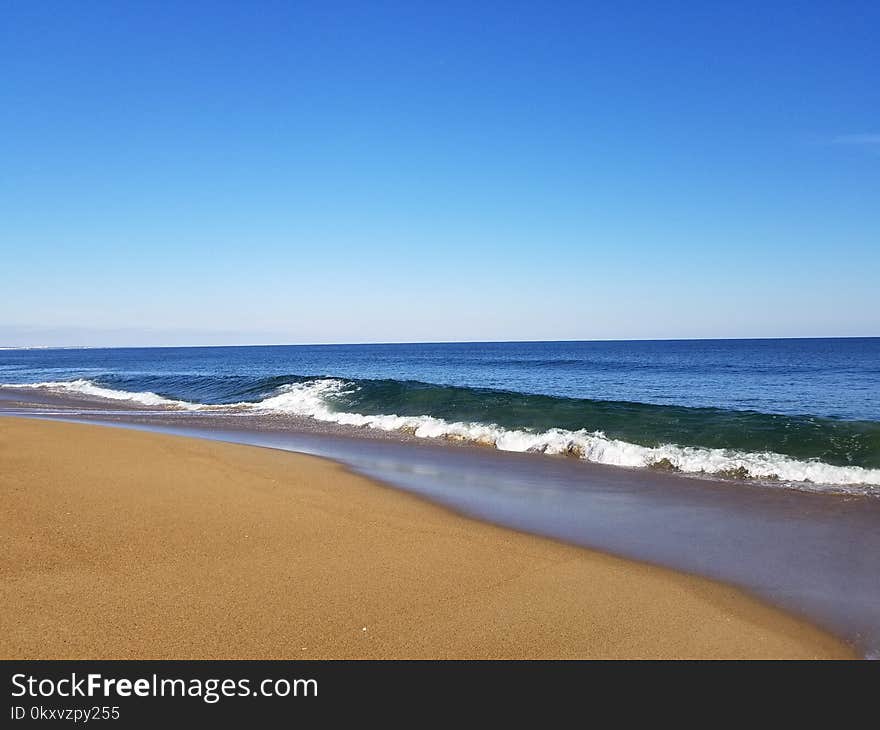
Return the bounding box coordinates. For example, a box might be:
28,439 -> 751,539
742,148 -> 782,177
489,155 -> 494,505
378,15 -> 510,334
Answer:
5,377 -> 880,492
248,380 -> 880,490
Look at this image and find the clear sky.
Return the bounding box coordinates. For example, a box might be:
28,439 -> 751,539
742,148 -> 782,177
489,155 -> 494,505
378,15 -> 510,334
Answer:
1,1 -> 878,347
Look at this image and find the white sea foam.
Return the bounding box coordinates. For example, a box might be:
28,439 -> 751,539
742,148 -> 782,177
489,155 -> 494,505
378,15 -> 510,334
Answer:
1,379 -> 198,409
245,380 -> 880,490
6,378 -> 880,491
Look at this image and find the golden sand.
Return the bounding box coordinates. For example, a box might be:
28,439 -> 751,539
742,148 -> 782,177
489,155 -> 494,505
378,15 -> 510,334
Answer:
0,417 -> 853,659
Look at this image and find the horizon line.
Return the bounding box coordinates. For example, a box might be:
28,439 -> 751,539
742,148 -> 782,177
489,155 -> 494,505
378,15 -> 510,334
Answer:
2,334 -> 879,350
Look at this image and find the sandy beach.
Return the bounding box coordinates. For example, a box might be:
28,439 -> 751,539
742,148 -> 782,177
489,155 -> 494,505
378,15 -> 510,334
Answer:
0,417 -> 853,659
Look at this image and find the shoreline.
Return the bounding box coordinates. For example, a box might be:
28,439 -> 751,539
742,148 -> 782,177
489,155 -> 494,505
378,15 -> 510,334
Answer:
0,416 -> 854,659
4,399 -> 880,657
3,382 -> 878,498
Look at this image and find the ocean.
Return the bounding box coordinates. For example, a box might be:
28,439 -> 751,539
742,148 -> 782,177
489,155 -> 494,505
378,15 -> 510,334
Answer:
2,338 -> 878,493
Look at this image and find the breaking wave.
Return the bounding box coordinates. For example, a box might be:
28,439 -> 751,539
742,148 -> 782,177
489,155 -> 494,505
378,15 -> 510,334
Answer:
5,376 -> 880,492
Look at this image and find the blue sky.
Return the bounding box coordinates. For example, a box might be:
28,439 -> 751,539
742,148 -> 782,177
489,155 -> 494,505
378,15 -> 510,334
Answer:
1,1 -> 877,346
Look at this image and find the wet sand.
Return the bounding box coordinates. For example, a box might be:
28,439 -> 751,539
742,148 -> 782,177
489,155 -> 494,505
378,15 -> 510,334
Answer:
0,417 -> 853,659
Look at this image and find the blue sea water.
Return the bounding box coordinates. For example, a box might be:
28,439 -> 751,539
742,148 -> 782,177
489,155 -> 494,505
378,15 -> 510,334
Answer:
4,338 -> 880,654
2,338 -> 879,487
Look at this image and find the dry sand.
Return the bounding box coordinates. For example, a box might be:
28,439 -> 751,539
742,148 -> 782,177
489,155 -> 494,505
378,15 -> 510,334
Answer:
0,417 -> 853,659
